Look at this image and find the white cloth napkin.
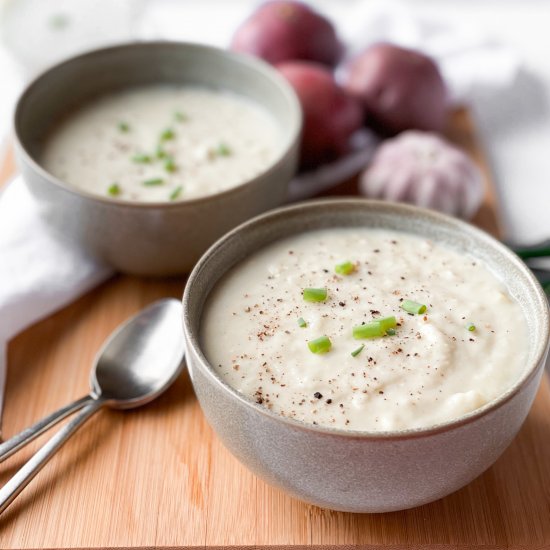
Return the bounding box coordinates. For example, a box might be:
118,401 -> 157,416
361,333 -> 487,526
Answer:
0,0 -> 523,425
0,178 -> 112,416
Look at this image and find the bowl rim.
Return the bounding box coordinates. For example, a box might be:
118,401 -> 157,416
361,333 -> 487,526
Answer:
182,198 -> 550,440
13,40 -> 302,209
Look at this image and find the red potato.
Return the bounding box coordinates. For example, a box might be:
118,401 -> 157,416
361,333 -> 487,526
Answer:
342,43 -> 448,135
277,61 -> 364,169
231,1 -> 343,67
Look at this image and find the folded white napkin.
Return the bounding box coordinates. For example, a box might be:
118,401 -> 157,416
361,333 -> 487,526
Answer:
0,0 -> 523,426
0,178 -> 112,416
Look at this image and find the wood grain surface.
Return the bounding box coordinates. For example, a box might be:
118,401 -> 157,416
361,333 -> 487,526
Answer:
0,109 -> 549,549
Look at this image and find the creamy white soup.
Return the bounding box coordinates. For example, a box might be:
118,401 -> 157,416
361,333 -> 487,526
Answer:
41,85 -> 281,202
201,228 -> 527,432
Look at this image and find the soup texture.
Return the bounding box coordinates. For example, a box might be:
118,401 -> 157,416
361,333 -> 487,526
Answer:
202,228 -> 527,432
41,85 -> 281,202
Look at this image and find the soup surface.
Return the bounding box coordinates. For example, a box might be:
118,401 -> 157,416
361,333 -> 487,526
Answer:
202,228 -> 527,432
41,85 -> 281,202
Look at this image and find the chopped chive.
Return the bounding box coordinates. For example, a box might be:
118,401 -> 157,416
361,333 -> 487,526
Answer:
401,300 -> 427,315
107,183 -> 121,196
160,128 -> 175,141
308,335 -> 332,354
174,111 -> 188,122
378,316 -> 397,332
297,317 -> 307,328
352,321 -> 385,339
156,144 -> 168,159
49,13 -> 70,30
351,344 -> 365,357
467,323 -> 476,332
335,261 -> 355,275
143,178 -> 164,186
352,315 -> 397,339
132,153 -> 152,164
216,142 -> 232,156
303,287 -> 328,302
118,121 -> 130,133
164,156 -> 177,173
169,186 -> 183,201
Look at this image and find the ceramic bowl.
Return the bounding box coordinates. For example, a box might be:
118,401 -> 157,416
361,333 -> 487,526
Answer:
182,198 -> 550,513
14,42 -> 301,276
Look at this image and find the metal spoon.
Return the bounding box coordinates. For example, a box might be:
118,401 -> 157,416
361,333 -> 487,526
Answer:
0,298 -> 185,514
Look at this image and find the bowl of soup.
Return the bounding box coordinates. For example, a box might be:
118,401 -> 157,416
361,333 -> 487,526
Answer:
14,42 -> 301,275
182,198 -> 549,512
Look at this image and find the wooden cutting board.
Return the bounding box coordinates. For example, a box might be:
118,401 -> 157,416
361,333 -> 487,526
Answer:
0,109 -> 549,549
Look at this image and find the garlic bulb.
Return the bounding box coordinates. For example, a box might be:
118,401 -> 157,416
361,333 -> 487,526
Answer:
360,131 -> 483,218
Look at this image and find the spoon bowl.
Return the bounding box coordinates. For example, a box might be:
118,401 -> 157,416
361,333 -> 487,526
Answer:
91,298 -> 185,407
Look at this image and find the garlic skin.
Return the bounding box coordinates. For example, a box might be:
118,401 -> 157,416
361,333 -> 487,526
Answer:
360,131 -> 484,219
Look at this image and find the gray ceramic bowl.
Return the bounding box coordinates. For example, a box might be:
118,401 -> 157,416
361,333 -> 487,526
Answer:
14,42 -> 301,276
182,198 -> 550,513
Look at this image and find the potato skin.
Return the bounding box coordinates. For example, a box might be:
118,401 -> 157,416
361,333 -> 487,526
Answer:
342,43 -> 448,135
277,61 -> 364,169
231,1 -> 343,67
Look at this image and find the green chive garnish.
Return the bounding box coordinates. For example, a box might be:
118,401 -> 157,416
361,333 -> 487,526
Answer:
217,142 -> 232,156
351,344 -> 364,357
401,300 -> 427,315
467,323 -> 476,332
164,156 -> 177,173
156,145 -> 167,159
143,178 -> 164,186
298,317 -> 307,328
49,13 -> 70,30
378,316 -> 397,332
303,287 -> 328,302
352,315 -> 396,339
174,111 -> 188,122
353,321 -> 385,339
308,336 -> 332,354
160,128 -> 175,141
169,186 -> 183,201
107,183 -> 121,196
335,261 -> 355,275
132,153 -> 152,164
118,121 -> 130,133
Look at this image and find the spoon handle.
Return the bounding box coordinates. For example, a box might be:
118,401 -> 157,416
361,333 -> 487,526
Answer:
0,400 -> 103,515
0,395 -> 94,463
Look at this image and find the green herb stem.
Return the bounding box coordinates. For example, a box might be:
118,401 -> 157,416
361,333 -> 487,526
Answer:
308,336 -> 332,354
352,321 -> 385,339
164,156 -> 177,173
132,153 -> 152,164
160,128 -> 175,141
143,178 -> 165,186
335,261 -> 355,275
378,316 -> 397,332
401,300 -> 427,315
169,186 -> 183,200
107,183 -> 121,196
216,142 -> 232,156
303,287 -> 328,303
156,145 -> 167,159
